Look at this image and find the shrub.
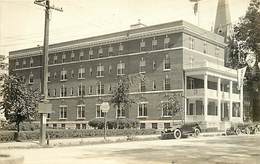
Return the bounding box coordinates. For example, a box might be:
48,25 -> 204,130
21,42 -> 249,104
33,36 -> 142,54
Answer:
88,118 -> 140,129
0,131 -> 15,142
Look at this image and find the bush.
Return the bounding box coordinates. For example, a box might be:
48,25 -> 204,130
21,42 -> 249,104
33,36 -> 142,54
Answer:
0,129 -> 158,142
88,118 -> 140,129
1,122 -> 39,131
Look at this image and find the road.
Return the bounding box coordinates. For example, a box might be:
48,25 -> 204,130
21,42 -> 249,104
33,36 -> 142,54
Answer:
3,135 -> 260,164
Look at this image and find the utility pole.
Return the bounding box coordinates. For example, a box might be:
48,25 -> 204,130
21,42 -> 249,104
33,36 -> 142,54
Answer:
34,0 -> 63,146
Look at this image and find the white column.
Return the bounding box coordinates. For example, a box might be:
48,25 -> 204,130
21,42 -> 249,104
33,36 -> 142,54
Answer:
217,78 -> 221,121
229,81 -> 233,121
204,74 -> 208,118
240,85 -> 244,122
184,75 -> 187,123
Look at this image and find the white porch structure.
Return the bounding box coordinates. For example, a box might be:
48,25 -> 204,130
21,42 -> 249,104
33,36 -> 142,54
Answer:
184,61 -> 243,130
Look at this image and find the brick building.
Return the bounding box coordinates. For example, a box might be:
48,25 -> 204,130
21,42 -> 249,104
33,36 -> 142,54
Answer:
9,20 -> 243,130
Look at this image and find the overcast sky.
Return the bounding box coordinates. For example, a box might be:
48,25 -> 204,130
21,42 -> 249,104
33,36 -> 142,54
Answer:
0,0 -> 250,58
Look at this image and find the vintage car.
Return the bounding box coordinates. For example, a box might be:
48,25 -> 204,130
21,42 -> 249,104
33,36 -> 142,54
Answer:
161,122 -> 201,139
226,123 -> 259,135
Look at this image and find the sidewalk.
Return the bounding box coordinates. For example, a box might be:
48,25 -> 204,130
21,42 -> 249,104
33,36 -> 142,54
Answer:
0,132 -> 225,149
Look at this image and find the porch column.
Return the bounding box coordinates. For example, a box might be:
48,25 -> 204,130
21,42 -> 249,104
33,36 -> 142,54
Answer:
184,75 -> 187,123
229,81 -> 233,121
240,84 -> 244,122
204,74 -> 208,117
217,78 -> 221,120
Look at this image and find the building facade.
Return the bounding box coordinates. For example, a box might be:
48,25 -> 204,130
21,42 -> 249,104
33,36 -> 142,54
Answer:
9,20 -> 243,130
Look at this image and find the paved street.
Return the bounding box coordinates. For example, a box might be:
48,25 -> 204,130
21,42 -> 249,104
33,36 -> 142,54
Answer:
2,135 -> 260,164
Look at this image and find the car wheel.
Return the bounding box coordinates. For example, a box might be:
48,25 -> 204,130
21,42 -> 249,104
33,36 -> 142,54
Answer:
194,128 -> 200,137
173,129 -> 182,139
235,128 -> 241,135
254,128 -> 258,134
245,127 -> 251,135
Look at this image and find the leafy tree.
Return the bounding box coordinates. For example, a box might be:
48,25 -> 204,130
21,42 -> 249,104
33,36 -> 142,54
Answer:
0,75 -> 41,133
110,76 -> 135,128
162,93 -> 184,123
227,0 -> 260,121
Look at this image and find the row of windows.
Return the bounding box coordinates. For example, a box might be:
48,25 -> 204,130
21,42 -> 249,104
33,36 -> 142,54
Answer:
48,76 -> 172,97
56,102 -> 176,119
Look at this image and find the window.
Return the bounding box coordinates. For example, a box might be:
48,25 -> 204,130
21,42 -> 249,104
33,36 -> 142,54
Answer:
164,35 -> 170,48
152,123 -> 158,129
108,46 -> 113,56
53,124 -> 57,129
116,106 -> 126,118
203,41 -> 207,54
189,37 -> 195,50
22,59 -> 26,67
71,70 -> 74,78
60,85 -> 67,97
48,89 -> 51,97
53,89 -> 57,97
164,75 -> 171,90
60,69 -> 67,81
90,67 -> 93,77
97,64 -> 104,77
62,53 -> 66,63
82,124 -> 86,129
30,58 -> 34,67
97,82 -> 104,95
139,57 -> 146,73
96,104 -> 104,118
140,39 -> 145,51
59,105 -> 67,119
15,61 -> 19,69
119,43 -> 124,52
77,105 -> 85,119
48,72 -> 51,82
152,38 -> 157,50
162,102 -> 172,117
152,81 -> 156,90
54,55 -> 58,64
79,51 -> 84,60
153,61 -> 156,70
29,73 -> 34,84
76,124 -> 80,129
70,87 -> 74,96
164,54 -> 171,70
140,123 -> 145,129
89,48 -> 94,59
54,72 -> 57,79
88,86 -> 93,95
138,103 -> 147,117
232,103 -> 240,117
61,124 -> 65,129
117,61 -> 125,75
78,67 -> 85,79
71,51 -> 75,61
78,84 -> 86,96
108,84 -> 112,93
108,65 -> 112,73
164,123 -> 170,129
140,80 -> 145,92
98,47 -> 103,58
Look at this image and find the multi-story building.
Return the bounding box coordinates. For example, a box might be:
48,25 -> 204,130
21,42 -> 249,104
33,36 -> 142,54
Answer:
9,20 -> 243,130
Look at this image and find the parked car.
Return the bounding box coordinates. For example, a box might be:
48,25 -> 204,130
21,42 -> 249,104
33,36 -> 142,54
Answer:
161,122 -> 201,139
226,123 -> 259,135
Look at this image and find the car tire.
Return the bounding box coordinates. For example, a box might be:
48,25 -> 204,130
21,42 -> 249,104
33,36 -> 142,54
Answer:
173,129 -> 182,139
194,128 -> 200,137
235,128 -> 241,135
254,128 -> 258,134
245,127 -> 250,135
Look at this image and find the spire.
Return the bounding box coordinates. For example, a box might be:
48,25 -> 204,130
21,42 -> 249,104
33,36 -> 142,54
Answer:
214,0 -> 231,42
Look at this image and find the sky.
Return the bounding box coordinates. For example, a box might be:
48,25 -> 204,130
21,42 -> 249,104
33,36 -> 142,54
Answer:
0,0 -> 251,60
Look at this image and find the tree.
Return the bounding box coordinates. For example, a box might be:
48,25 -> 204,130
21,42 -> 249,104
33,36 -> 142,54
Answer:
162,93 -> 184,123
110,76 -> 135,128
227,0 -> 260,121
0,75 -> 41,133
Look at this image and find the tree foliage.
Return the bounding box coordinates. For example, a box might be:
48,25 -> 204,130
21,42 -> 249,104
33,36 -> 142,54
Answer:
110,76 -> 135,115
162,93 -> 183,120
0,75 -> 41,132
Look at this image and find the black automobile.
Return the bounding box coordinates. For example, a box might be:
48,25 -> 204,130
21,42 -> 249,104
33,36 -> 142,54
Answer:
161,122 -> 201,139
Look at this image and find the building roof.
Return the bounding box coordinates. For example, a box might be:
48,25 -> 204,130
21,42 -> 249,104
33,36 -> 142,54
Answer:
9,20 -> 226,58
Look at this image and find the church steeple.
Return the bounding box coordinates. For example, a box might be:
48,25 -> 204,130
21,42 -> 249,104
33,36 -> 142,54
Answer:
214,0 -> 231,42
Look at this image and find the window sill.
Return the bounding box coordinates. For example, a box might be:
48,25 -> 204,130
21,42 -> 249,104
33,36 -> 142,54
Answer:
161,116 -> 172,118
137,116 -> 148,118
96,117 -> 104,118
96,76 -> 104,78
60,79 -> 68,82
78,78 -> 85,80
28,83 -> 34,85
59,118 -> 67,120
77,118 -> 86,120
163,69 -> 171,72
